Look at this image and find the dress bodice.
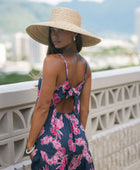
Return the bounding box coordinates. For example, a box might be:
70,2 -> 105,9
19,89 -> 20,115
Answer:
36,53 -> 87,115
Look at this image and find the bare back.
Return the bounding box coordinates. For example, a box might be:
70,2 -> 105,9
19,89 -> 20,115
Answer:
55,53 -> 88,114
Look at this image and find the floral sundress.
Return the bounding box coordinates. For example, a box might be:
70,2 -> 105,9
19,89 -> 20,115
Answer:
31,54 -> 95,170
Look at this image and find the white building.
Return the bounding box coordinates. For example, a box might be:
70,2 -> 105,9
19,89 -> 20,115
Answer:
135,7 -> 140,55
12,32 -> 47,68
0,43 -> 6,67
12,33 -> 30,61
29,38 -> 47,65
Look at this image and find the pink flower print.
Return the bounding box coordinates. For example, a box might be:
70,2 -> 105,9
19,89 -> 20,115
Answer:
33,148 -> 37,157
65,113 -> 77,122
86,153 -> 93,163
41,150 -> 48,162
50,99 -> 53,106
54,96 -> 60,104
69,133 -> 73,138
37,90 -> 40,96
58,155 -> 67,170
51,114 -> 64,139
55,115 -> 64,128
53,93 -> 58,98
62,81 -> 69,93
68,89 -> 73,96
65,84 -> 69,90
41,140 -> 68,169
75,138 -> 93,163
68,139 -> 76,152
55,86 -> 60,90
68,155 -> 82,170
62,148 -> 66,154
53,139 -> 61,150
80,124 -> 85,131
38,126 -> 45,137
51,128 -> 58,135
51,152 -> 60,164
72,121 -> 80,135
77,100 -> 80,112
72,88 -> 80,95
63,81 -> 69,89
43,165 -> 49,170
52,93 -> 60,104
41,135 -> 50,145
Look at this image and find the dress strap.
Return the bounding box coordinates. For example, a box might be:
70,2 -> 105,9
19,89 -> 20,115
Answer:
84,63 -> 87,81
58,54 -> 68,80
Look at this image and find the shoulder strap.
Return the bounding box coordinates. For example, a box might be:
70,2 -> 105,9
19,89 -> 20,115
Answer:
58,54 -> 68,80
84,63 -> 87,81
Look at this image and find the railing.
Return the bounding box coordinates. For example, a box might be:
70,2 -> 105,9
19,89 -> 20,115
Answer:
0,66 -> 140,170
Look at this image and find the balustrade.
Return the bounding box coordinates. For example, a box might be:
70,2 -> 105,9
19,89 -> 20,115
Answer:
0,66 -> 140,170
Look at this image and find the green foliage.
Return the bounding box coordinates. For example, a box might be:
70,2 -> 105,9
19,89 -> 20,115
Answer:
0,73 -> 32,85
28,68 -> 42,80
94,46 -> 138,57
81,46 -> 138,58
91,66 -> 114,72
91,63 -> 139,72
0,64 -> 139,85
0,68 -> 41,85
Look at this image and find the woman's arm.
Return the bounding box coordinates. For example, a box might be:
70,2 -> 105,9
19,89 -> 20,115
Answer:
79,64 -> 91,129
26,55 -> 59,157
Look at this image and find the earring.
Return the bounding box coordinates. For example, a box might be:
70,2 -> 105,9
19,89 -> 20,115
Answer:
73,37 -> 76,41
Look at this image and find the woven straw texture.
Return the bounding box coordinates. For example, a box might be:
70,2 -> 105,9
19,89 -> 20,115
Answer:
26,8 -> 101,47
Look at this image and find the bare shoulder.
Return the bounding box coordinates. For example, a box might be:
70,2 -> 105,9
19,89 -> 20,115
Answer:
44,54 -> 62,62
43,54 -> 63,69
79,54 -> 91,78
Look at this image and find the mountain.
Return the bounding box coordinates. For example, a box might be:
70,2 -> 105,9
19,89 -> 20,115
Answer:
57,0 -> 140,37
0,0 -> 54,34
0,0 -> 139,38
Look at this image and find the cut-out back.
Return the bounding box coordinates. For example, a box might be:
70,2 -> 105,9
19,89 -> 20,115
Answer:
37,53 -> 87,115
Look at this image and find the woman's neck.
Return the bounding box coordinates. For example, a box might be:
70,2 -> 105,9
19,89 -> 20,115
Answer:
63,49 -> 77,54
61,43 -> 77,54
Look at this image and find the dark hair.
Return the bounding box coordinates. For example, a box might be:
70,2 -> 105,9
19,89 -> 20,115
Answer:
47,28 -> 83,55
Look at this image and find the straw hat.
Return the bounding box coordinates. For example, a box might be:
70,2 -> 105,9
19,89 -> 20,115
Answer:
26,7 -> 101,47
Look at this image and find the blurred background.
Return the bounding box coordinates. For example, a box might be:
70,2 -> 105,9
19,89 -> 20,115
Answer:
0,0 -> 140,85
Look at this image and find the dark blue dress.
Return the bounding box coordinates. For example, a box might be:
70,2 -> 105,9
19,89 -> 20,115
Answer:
31,54 -> 95,170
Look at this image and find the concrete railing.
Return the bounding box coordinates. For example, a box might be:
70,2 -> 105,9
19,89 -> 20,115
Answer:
0,66 -> 140,170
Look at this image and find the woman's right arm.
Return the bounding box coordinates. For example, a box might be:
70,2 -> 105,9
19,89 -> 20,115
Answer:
79,64 -> 91,129
27,55 -> 60,159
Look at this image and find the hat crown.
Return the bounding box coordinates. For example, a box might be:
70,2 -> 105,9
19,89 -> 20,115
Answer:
49,8 -> 81,27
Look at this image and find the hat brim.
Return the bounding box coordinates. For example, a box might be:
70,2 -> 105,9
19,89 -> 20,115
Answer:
26,21 -> 101,47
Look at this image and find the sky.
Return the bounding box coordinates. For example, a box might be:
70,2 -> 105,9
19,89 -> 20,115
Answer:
29,0 -> 104,6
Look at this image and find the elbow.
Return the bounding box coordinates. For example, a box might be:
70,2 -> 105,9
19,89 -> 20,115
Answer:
35,105 -> 49,116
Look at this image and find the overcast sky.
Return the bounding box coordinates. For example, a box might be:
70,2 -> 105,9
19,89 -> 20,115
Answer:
29,0 -> 104,6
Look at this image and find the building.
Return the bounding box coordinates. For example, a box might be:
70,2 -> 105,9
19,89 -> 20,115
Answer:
0,43 -> 6,67
29,38 -> 47,65
12,33 -> 30,61
12,33 -> 47,68
135,7 -> 140,56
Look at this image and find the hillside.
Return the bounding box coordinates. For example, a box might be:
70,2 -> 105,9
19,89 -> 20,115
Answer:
0,0 -> 139,37
0,0 -> 53,34
58,0 -> 140,36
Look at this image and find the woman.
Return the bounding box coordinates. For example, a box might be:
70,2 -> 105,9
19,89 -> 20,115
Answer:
26,7 -> 101,170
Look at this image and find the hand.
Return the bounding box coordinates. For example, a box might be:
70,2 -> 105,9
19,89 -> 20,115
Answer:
26,145 -> 35,160
30,150 -> 35,160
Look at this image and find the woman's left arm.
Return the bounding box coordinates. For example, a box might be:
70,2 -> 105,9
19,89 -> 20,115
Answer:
26,55 -> 58,158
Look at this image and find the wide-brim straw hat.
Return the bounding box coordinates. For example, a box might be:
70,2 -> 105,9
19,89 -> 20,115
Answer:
26,7 -> 101,47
